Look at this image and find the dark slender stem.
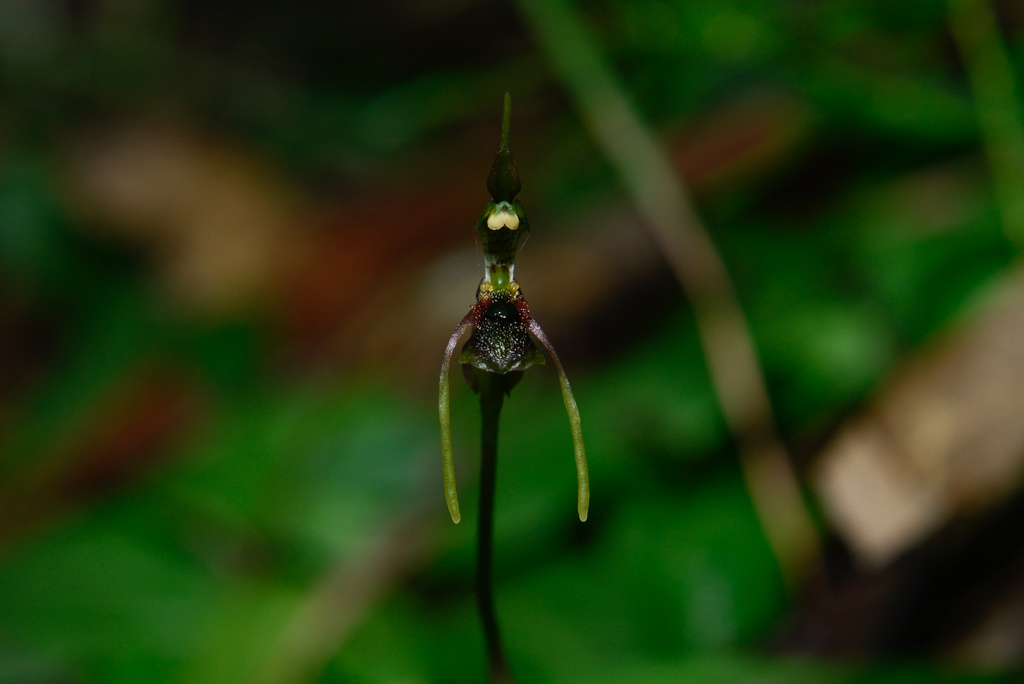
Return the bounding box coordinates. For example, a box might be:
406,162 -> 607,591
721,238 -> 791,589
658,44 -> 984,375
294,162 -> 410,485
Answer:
476,373 -> 514,684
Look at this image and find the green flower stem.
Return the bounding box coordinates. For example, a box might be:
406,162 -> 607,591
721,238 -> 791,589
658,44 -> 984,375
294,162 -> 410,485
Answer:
499,91 -> 511,151
476,372 -> 515,684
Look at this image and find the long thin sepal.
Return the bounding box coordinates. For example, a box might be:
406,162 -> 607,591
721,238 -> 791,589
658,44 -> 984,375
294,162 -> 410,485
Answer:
440,314 -> 473,523
528,318 -> 589,521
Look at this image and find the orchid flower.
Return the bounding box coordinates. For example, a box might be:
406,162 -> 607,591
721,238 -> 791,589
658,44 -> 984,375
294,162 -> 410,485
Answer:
438,93 -> 589,524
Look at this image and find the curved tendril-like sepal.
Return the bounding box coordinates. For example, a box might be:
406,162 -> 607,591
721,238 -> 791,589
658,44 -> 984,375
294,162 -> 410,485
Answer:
440,313 -> 474,524
527,318 -> 589,522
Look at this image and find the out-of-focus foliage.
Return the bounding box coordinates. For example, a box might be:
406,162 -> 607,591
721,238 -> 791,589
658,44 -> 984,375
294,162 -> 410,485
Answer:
1,0 -> 1024,682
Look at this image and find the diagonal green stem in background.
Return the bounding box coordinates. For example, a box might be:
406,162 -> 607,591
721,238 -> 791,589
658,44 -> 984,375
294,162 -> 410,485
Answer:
516,0 -> 821,587
949,0 -> 1024,245
475,372 -> 515,684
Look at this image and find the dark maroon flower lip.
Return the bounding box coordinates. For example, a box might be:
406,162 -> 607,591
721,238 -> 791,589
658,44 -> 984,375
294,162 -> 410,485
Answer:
459,291 -> 544,376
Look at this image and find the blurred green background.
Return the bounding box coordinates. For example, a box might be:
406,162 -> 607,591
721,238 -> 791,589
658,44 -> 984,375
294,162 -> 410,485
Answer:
2,0 -> 1024,682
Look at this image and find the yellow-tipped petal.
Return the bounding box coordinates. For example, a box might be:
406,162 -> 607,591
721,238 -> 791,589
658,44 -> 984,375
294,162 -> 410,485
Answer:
440,315 -> 473,523
528,319 -> 589,521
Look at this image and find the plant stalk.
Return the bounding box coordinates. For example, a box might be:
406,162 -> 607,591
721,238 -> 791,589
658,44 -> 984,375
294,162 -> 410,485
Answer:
948,0 -> 1024,245
476,372 -> 514,684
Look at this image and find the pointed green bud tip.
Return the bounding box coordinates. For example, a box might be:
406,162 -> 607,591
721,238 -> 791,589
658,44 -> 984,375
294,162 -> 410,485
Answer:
487,93 -> 522,202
